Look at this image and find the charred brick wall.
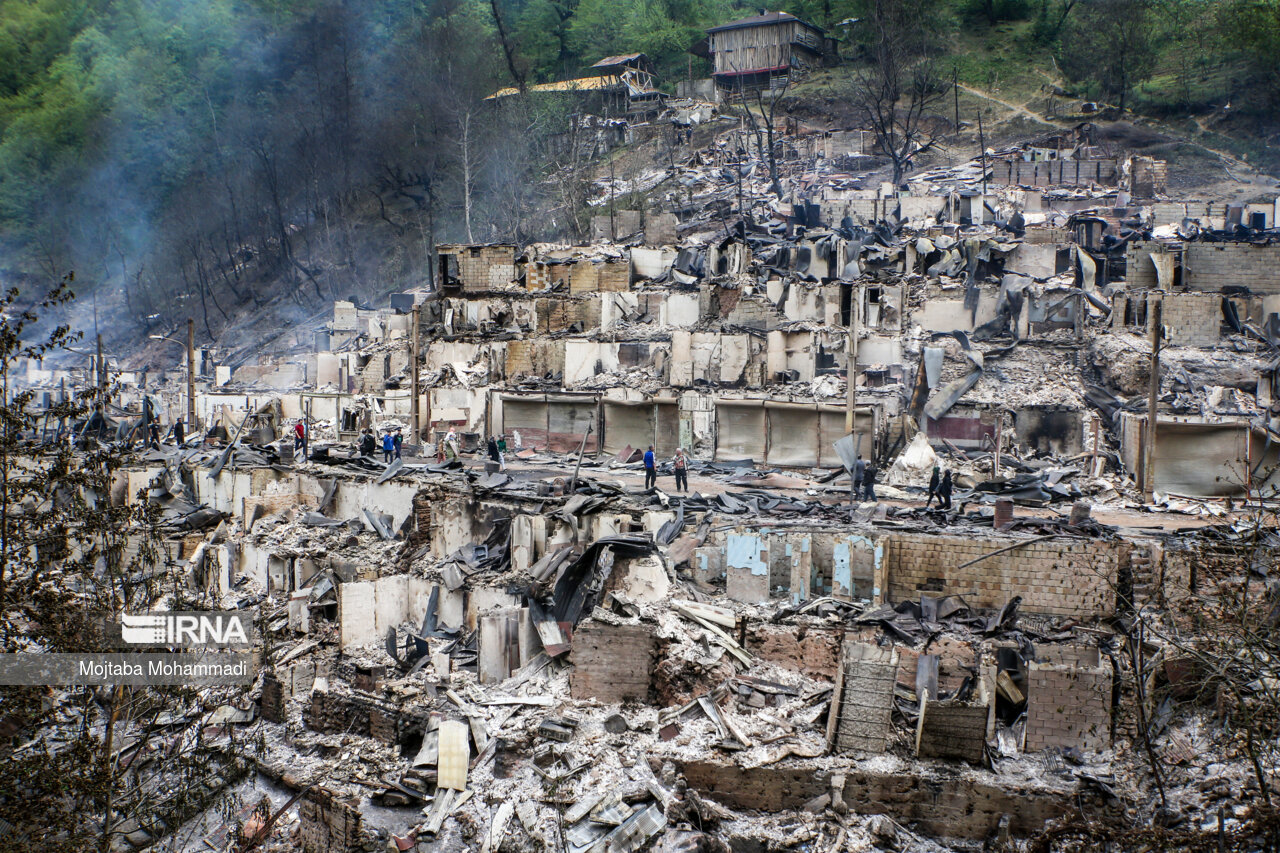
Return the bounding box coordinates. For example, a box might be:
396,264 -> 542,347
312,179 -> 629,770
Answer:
262,672 -> 285,723
304,688 -> 427,746
298,786 -> 364,853
742,623 -> 841,680
569,620 -> 656,703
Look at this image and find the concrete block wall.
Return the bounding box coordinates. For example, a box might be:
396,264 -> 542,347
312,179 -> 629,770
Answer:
885,533 -> 1122,617
991,158 -> 1119,187
1162,291 -> 1222,346
723,293 -> 779,329
359,354 -> 386,392
1184,243 -> 1280,294
569,620 -> 656,703
590,210 -> 643,241
645,211 -> 679,245
1024,657 -> 1112,752
1125,241 -> 1173,291
243,492 -> 318,529
453,246 -> 517,292
298,787 -> 364,853
568,259 -> 631,294
526,261 -> 552,291
332,301 -> 358,332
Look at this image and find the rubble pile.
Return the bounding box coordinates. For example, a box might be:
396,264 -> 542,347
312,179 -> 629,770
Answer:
12,86 -> 1280,853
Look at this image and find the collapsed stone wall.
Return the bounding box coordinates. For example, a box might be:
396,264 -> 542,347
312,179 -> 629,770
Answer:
677,759 -> 1110,840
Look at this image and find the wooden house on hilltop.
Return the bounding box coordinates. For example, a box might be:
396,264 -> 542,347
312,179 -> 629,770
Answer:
706,11 -> 828,92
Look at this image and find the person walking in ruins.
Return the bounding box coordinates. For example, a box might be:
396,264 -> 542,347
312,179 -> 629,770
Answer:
294,419 -> 308,460
173,418 -> 185,446
853,454 -> 865,495
487,435 -> 500,467
939,469 -> 954,510
359,428 -> 376,458
926,465 -> 941,508
643,445 -> 657,490
393,429 -> 403,459
382,429 -> 395,464
443,427 -> 459,462
673,447 -> 689,492
862,461 -> 877,501
496,434 -> 507,470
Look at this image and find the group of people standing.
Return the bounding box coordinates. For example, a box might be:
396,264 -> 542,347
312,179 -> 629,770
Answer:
642,445 -> 690,492
851,455 -> 878,501
851,455 -> 955,508
358,426 -> 403,463
145,418 -> 187,450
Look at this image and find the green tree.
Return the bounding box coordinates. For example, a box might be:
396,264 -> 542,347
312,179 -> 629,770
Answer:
1057,0 -> 1158,114
1221,0 -> 1280,102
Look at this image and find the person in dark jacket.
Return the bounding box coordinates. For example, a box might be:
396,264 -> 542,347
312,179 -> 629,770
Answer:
393,430 -> 403,459
487,436 -> 500,464
643,445 -> 657,489
862,462 -> 877,501
926,466 -> 941,507
852,454 -> 865,495
173,418 -> 185,446
359,428 -> 376,457
939,469 -> 954,509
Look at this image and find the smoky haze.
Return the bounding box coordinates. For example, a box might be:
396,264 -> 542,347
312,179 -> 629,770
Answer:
0,0 -> 584,359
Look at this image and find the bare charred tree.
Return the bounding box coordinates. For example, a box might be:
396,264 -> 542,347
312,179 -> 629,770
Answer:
848,0 -> 948,185
735,79 -> 789,199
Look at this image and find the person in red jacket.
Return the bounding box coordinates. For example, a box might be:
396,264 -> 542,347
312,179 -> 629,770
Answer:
294,420 -> 308,460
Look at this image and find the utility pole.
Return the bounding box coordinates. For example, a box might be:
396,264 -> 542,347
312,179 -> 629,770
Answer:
187,318 -> 197,434
1144,297 -> 1162,501
993,412 -> 1003,480
953,67 -> 960,133
845,283 -> 859,434
977,109 -> 988,199
1090,413 -> 1100,479
411,304 -> 421,444
96,333 -> 106,406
